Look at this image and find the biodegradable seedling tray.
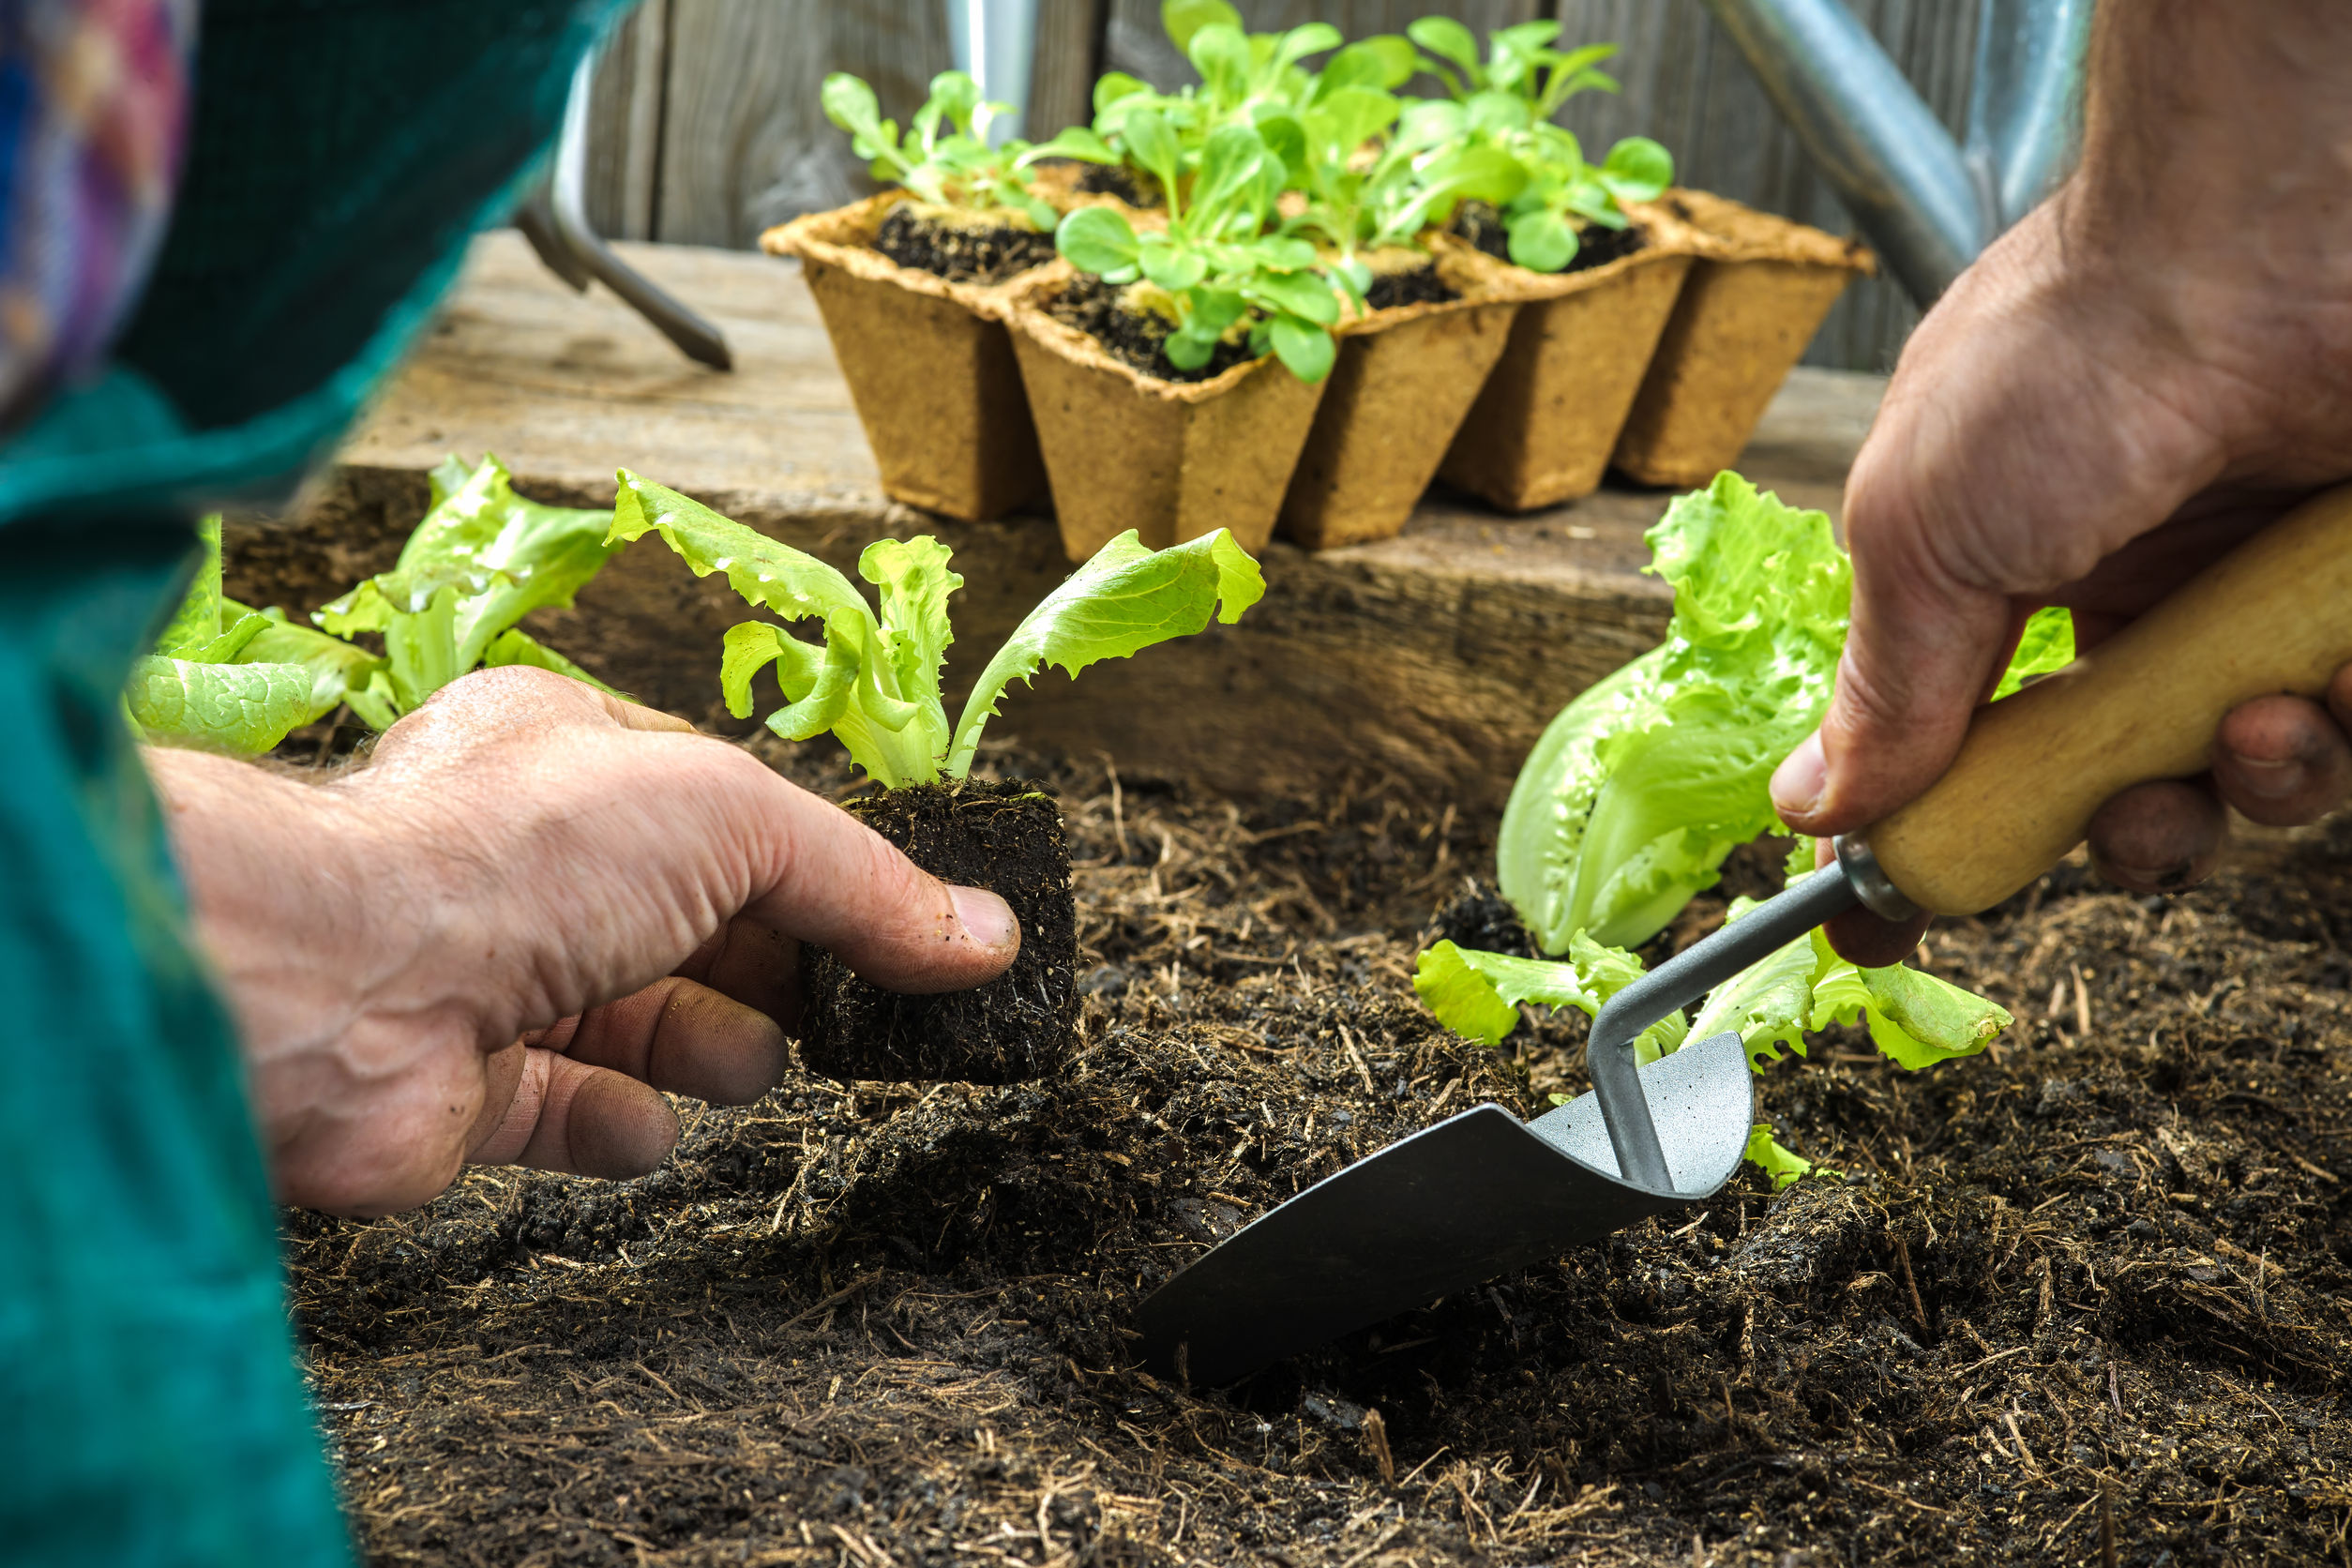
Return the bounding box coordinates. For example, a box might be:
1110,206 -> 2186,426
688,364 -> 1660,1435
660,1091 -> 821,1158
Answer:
1437,210 -> 1701,513
763,193 -> 1051,523
1004,276 -> 1328,562
1611,189 -> 1875,489
1275,244 -> 1536,551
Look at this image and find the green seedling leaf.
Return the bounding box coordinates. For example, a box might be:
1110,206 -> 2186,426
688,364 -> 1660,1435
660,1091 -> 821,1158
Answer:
1991,606 -> 2074,700
1318,37 -> 1417,94
1808,930 -> 2012,1069
1057,204 -> 1145,277
1162,0 -> 1242,52
1414,936 -> 1687,1062
945,529 -> 1264,777
126,656 -> 318,756
1267,315 -> 1335,383
1407,16 -> 1483,85
1600,135 -> 1673,202
1743,1123 -> 1822,1189
1507,209 -> 1578,271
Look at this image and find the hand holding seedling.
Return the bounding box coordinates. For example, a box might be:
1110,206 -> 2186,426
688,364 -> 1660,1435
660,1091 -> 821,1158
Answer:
147,667 -> 1019,1217
1772,1 -> 2352,959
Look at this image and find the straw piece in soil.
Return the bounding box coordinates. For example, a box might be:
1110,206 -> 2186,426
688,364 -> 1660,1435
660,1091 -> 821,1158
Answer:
1046,274 -> 1253,383
870,204 -> 1058,286
1363,262 -> 1459,311
1449,199 -> 1648,273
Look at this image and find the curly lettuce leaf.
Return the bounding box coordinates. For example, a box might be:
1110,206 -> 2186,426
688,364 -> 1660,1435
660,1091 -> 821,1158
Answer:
1744,1123 -> 1823,1189
611,472 -> 947,786
1687,894 -> 1823,1070
944,527 -> 1264,777
320,455 -> 620,722
1807,929 -> 2010,1069
1500,475 -> 1850,954
126,656 -> 318,756
1413,936 -> 1688,1063
1990,605 -> 2074,701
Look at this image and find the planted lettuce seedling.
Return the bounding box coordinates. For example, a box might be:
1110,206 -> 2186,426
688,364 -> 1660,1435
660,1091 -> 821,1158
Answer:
608,470 -> 1264,1083
1420,473 -> 2067,1180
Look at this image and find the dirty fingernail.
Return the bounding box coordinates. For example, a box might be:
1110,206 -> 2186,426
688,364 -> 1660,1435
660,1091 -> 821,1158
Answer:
2104,858 -> 2194,893
1771,733 -> 1828,819
949,885 -> 1020,952
2224,753 -> 2303,800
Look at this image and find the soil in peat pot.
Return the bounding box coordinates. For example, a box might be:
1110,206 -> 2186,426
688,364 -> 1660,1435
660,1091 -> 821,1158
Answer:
1074,163 -> 1163,208
1449,198 -> 1649,273
1361,262 -> 1459,312
798,779 -> 1078,1084
286,728 -> 2352,1568
871,204 -> 1059,286
1045,275 -> 1257,383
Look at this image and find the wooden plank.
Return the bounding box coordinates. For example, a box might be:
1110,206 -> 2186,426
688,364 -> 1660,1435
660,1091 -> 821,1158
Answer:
656,0 -> 820,246
252,231 -> 1884,815
1027,0 -> 1108,143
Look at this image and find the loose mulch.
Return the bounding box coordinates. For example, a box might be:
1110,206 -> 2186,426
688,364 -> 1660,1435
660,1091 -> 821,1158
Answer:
288,736 -> 2352,1567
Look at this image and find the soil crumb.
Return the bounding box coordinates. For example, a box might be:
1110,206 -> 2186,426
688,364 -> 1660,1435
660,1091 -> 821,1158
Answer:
288,737 -> 2352,1568
800,779 -> 1076,1084
1074,162 -> 1162,208
872,203 -> 1057,285
1046,274 -> 1254,383
1363,262 -> 1459,312
1451,199 -> 1648,274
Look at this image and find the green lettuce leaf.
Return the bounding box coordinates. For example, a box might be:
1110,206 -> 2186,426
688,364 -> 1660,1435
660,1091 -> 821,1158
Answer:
1686,894 -> 1822,1070
943,527 -> 1265,776
126,656 -> 319,756
1744,1123 -> 1821,1189
1990,605 -> 2074,701
609,471 -> 945,785
1412,935 -> 1687,1063
1807,929 -> 2010,1069
318,454 -> 618,719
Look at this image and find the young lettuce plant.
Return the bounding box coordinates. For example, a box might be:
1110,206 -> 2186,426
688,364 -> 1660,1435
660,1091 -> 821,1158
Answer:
315,454 -> 624,730
1285,91 -> 1527,299
822,68 -> 1114,229
1056,116 -> 1342,382
1494,120 -> 1674,272
602,470 -> 1265,786
1407,17 -> 1621,121
1495,472 -> 2073,956
128,516 -> 382,756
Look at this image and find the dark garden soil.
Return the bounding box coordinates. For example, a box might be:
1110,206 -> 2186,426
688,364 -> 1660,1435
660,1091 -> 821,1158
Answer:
873,204 -> 1059,287
1449,202 -> 1649,275
1363,264 -> 1458,313
289,735 -> 2352,1568
801,780 -> 1078,1085
1074,164 -> 1164,209
1046,277 -> 1254,384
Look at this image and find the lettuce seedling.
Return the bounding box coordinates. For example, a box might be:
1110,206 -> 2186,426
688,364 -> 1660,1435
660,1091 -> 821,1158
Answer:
128,515 -> 383,756
604,471 -> 1264,787
315,454 -> 624,730
1497,473 -> 2074,956
1056,117 -> 1342,381
822,69 -> 1114,229
1409,17 -> 1621,121
1495,121 -> 1674,272
1286,93 -> 1527,297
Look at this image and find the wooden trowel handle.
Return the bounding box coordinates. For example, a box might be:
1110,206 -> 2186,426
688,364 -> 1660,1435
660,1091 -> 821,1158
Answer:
1862,481 -> 2352,916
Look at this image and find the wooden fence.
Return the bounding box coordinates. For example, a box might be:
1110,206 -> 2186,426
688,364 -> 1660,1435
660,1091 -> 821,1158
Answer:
583,0 -> 1987,371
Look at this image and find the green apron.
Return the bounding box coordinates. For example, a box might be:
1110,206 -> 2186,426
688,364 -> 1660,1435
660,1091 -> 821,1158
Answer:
0,2 -> 626,1559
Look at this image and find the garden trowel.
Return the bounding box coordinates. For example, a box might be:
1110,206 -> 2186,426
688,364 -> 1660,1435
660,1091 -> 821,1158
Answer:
1138,480 -> 2352,1387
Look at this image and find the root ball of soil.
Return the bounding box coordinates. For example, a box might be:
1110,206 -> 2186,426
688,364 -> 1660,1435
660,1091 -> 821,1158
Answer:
1448,200 -> 1647,274
871,204 -> 1058,286
1046,275 -> 1255,384
797,779 -> 1077,1083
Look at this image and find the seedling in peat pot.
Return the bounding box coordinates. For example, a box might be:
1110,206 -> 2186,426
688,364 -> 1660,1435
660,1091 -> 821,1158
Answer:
1055,116 -> 1342,382
607,470 -> 1264,1084
822,69 -> 1114,234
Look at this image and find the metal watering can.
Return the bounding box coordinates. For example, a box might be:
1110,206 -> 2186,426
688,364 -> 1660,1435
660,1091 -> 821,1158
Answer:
1697,0 -> 2091,306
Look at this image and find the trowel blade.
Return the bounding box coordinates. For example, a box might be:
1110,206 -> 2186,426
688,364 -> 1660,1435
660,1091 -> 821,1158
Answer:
1135,1032 -> 1754,1387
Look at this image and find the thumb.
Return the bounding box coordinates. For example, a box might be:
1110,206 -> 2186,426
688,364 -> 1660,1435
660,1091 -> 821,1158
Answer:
1771,541 -> 2016,837
742,783 -> 1023,994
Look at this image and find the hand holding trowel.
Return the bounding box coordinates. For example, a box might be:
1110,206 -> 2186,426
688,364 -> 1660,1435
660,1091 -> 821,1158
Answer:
1139,481 -> 2352,1388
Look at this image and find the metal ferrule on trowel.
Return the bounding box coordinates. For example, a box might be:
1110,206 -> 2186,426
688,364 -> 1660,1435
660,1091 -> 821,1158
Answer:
1139,481 -> 2352,1389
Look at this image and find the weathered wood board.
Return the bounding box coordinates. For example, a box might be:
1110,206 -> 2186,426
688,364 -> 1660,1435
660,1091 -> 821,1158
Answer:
230,233 -> 1880,815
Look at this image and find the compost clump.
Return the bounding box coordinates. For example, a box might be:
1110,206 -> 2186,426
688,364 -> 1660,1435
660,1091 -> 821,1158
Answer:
800,779 -> 1077,1083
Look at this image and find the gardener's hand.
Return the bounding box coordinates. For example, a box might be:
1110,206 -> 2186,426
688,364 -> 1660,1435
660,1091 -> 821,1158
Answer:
1771,3 -> 2352,963
149,667 -> 1019,1217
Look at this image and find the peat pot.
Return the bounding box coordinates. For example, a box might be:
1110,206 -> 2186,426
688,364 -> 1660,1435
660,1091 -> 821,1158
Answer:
1003,275 -> 1329,563
1437,208 -> 1701,513
1611,188 -> 1875,489
1276,242 -> 1538,551
763,192 -> 1053,522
